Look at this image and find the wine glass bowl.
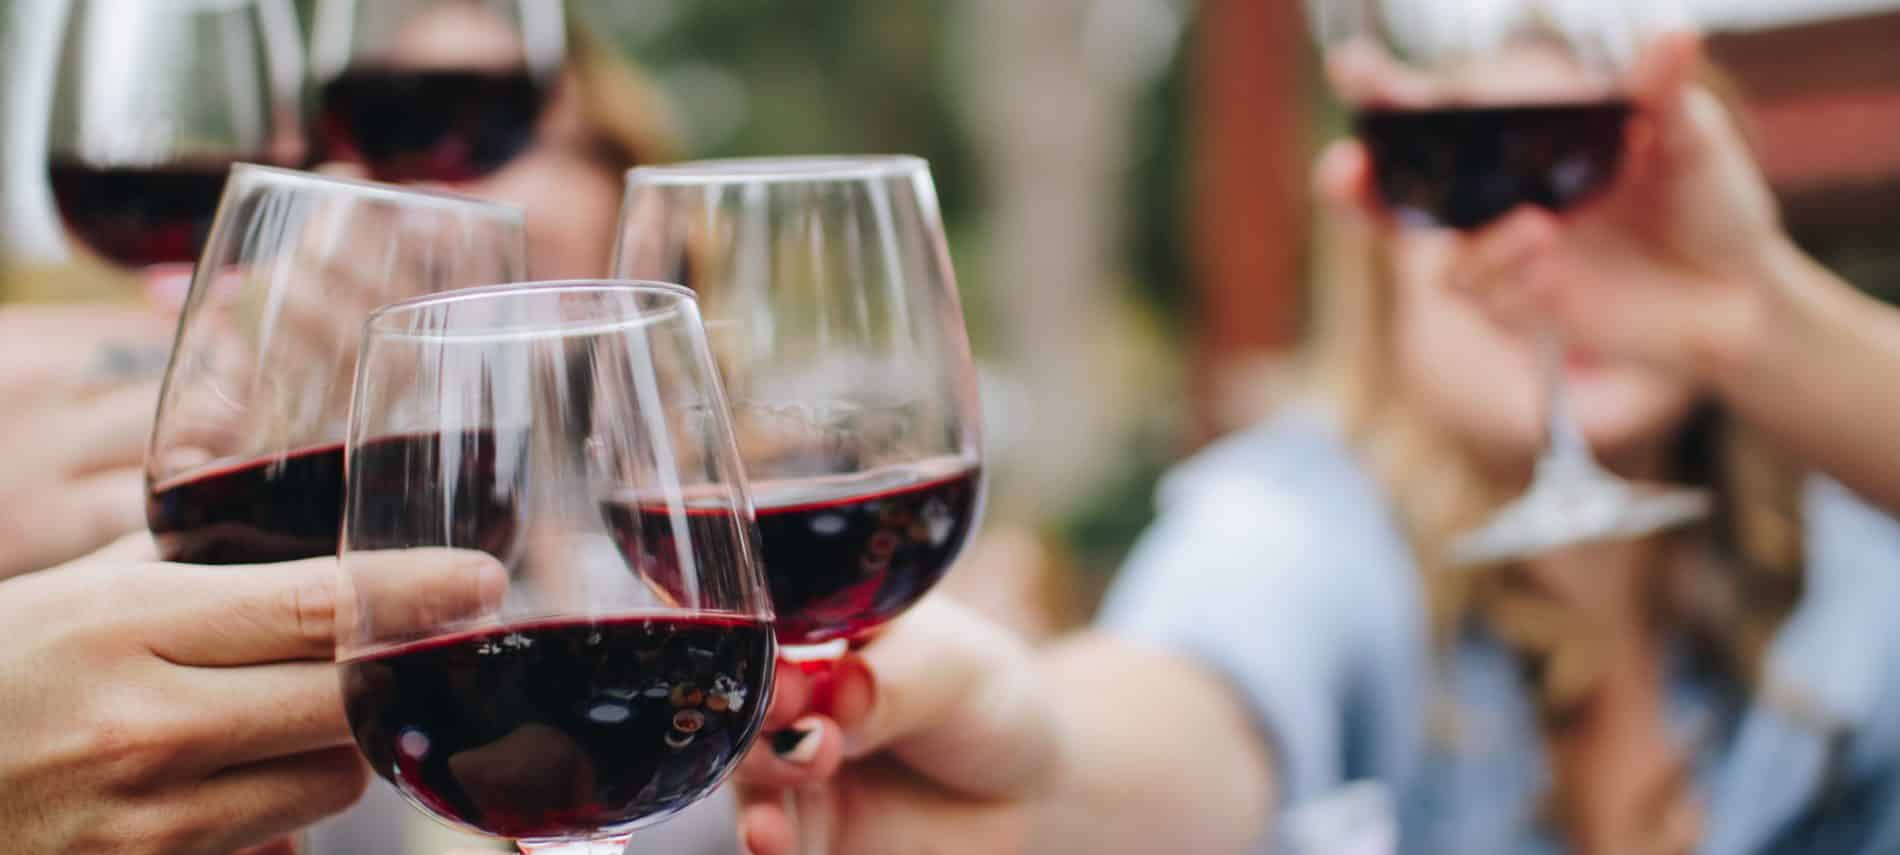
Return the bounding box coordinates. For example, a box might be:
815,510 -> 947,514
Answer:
146,165 -> 526,565
337,281 -> 774,852
613,155 -> 985,654
47,0 -> 303,268
310,0 -> 565,183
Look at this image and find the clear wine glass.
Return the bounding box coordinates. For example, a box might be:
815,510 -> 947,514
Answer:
337,281 -> 776,855
47,0 -> 304,271
613,155 -> 984,855
309,0 -> 565,183
1309,0 -> 1711,565
613,156 -> 985,660
146,164 -> 526,566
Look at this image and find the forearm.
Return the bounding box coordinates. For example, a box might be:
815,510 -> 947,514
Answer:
1027,633 -> 1275,854
1706,241 -> 1900,511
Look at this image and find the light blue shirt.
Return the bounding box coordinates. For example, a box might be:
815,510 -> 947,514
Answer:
1100,410 -> 1900,854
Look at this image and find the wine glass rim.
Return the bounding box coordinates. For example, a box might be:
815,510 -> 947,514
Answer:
364,279 -> 699,340
628,154 -> 928,185
227,163 -> 525,220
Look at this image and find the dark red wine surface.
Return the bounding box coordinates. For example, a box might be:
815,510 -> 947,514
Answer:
342,614 -> 773,840
148,443 -> 346,564
48,158 -> 234,266
317,68 -> 544,183
1354,101 -> 1631,229
606,463 -> 982,646
149,430 -> 515,565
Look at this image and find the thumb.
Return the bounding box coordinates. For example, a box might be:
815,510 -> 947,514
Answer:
826,597 -> 1061,799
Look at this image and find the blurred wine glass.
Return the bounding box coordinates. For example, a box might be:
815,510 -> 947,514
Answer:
46,0 -> 303,271
1309,0 -> 1710,565
310,0 -> 565,183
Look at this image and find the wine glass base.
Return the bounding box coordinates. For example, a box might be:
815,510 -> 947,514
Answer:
780,639 -> 850,668
1450,479 -> 1712,566
517,834 -> 631,854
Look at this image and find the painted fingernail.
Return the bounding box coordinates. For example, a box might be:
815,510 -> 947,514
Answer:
772,717 -> 822,765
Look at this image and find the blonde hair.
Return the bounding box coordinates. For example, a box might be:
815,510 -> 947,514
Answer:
563,14 -> 684,169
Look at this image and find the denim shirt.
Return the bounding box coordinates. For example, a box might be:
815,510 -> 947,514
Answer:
1100,411 -> 1900,854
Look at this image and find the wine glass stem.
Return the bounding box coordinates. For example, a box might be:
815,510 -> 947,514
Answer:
517,836 -> 630,854
1538,327 -> 1599,481
790,785 -> 835,855
779,642 -> 848,855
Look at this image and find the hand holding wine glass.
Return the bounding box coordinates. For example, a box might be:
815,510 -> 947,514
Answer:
337,282 -> 776,854
1416,33 -> 1792,384
1313,0 -> 1718,564
732,597 -> 1059,855
0,534 -> 503,855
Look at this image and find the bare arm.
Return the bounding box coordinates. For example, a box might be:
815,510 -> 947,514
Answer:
1699,242 -> 1900,512
733,601 -> 1276,855
1032,632 -> 1275,853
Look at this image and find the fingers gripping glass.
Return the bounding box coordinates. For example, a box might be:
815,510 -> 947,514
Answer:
310,0 -> 566,182
1311,0 -> 1709,563
336,281 -> 775,854
146,164 -> 527,565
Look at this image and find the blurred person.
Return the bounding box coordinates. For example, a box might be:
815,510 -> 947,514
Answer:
0,537 -> 505,855
309,0 -> 680,280
730,33 -> 1900,855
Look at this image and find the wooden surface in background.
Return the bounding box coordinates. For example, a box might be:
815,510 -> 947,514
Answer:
1187,0 -> 1310,442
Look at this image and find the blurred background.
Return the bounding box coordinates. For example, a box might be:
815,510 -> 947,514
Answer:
4,0 -> 1900,850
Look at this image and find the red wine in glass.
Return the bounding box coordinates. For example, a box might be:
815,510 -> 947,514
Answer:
1354,100 -> 1631,230
341,613 -> 772,840
148,430 -> 517,565
48,158 -> 237,267
604,461 -> 982,647
316,67 -> 546,183
752,464 -> 982,645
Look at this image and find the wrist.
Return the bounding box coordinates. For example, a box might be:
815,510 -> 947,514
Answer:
1694,238 -> 1839,398
1688,238 -> 1792,384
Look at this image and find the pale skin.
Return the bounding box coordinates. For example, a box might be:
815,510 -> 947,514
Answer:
732,33 -> 1900,854
0,538 -> 506,855
0,305 -> 174,580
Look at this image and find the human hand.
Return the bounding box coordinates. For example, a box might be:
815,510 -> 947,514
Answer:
0,535 -> 505,855
734,597 -> 1061,855
1324,32 -> 1794,382
0,304 -> 173,579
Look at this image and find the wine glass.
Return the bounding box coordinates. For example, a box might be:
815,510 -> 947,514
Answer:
146,164 -> 526,566
1309,0 -> 1711,565
47,0 -> 303,272
614,156 -> 982,855
309,0 -> 565,183
613,156 -> 986,661
337,281 -> 776,855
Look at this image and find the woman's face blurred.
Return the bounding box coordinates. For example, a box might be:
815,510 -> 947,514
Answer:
352,3 -> 626,280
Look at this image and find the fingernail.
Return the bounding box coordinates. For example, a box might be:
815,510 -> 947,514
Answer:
772,717 -> 822,765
